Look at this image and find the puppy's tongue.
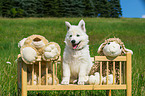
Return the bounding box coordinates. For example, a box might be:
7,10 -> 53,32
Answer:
72,44 -> 77,49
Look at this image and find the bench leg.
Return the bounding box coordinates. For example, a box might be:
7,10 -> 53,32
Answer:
22,62 -> 27,96
106,90 -> 111,96
126,53 -> 132,96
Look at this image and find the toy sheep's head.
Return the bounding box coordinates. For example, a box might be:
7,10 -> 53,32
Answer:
98,38 -> 133,59
103,41 -> 122,57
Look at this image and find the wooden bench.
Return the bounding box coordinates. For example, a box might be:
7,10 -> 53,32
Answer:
17,52 -> 132,96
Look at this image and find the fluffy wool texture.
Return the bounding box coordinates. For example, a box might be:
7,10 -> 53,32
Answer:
103,74 -> 115,84
61,20 -> 93,85
89,38 -> 133,84
98,37 -> 133,59
42,42 -> 60,61
18,35 -> 60,85
19,35 -> 60,64
22,47 -> 37,63
88,72 -> 102,85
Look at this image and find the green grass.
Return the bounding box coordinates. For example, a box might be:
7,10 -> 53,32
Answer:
0,17 -> 145,96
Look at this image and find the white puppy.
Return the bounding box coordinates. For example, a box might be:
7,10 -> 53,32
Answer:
61,20 -> 93,85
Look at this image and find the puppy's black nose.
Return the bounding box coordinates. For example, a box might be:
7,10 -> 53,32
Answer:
71,40 -> 76,44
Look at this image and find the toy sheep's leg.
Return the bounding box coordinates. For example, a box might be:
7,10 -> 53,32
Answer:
43,43 -> 60,60
61,63 -> 70,85
22,46 -> 37,63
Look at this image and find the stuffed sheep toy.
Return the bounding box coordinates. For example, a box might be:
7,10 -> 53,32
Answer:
89,37 -> 133,84
18,35 -> 61,64
97,37 -> 133,59
18,35 -> 61,85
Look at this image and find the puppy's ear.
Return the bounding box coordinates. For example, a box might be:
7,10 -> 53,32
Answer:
78,19 -> 86,32
65,21 -> 71,31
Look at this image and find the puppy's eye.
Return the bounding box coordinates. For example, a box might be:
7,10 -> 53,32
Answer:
77,34 -> 80,37
120,46 -> 122,49
69,35 -> 72,37
108,42 -> 110,45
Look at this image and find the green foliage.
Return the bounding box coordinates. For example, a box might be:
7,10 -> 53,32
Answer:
20,0 -> 37,17
93,0 -> 122,17
0,0 -> 122,18
1,0 -> 13,17
42,0 -> 60,17
60,0 -> 85,17
83,0 -> 95,17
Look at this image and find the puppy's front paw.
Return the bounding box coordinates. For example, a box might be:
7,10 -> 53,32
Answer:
78,81 -> 85,85
61,77 -> 70,85
61,81 -> 69,85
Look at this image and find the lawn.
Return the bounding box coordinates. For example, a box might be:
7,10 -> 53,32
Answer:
0,17 -> 145,96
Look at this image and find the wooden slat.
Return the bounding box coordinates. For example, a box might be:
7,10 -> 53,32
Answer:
46,62 -> 48,85
107,62 -> 109,85
55,61 -> 57,76
94,56 -> 126,61
27,85 -> 126,91
113,61 -> 115,84
119,62 -> 122,85
32,64 -> 34,85
93,85 -> 126,90
100,62 -> 102,85
123,61 -> 126,84
126,52 -> 132,96
17,55 -> 21,89
22,62 -> 27,96
39,61 -> 41,85
53,62 -> 55,85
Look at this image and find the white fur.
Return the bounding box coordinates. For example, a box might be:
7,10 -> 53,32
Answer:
61,20 -> 93,85
22,47 -> 37,63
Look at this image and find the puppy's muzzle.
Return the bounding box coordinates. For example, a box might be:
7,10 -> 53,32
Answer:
71,40 -> 76,44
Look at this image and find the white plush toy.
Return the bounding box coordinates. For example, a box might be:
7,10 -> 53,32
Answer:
97,37 -> 133,84
102,74 -> 116,84
88,72 -> 102,85
18,35 -> 61,85
18,35 -> 61,64
89,37 -> 133,85
98,37 -> 133,59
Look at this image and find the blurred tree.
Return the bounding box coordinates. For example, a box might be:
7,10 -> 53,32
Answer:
0,0 -> 122,18
93,0 -> 122,18
83,0 -> 95,17
20,0 -> 37,17
110,0 -> 122,18
60,0 -> 84,17
1,0 -> 13,17
35,0 -> 44,17
42,0 -> 60,17
0,0 -> 2,16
